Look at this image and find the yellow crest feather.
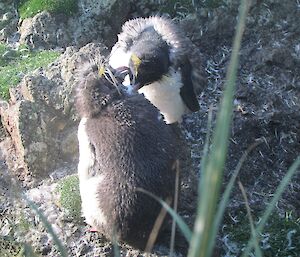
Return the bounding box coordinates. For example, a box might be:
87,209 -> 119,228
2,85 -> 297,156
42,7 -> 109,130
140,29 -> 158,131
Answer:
130,53 -> 141,76
98,65 -> 105,77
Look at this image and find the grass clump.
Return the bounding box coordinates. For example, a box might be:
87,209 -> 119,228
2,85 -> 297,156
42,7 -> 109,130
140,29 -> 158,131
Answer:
152,0 -> 299,255
224,211 -> 300,257
18,0 -> 78,19
0,43 -> 60,100
57,175 -> 82,222
187,1 -> 250,256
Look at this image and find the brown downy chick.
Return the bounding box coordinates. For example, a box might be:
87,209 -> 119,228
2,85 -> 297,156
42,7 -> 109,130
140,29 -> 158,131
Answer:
75,64 -> 181,249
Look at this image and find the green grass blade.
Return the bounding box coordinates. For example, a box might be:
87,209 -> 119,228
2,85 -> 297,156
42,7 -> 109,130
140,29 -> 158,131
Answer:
23,195 -> 68,257
238,181 -> 263,257
199,106 -> 213,179
170,161 -> 180,257
188,1 -> 250,256
112,236 -> 120,257
208,140 -> 263,253
21,243 -> 38,257
137,188 -> 192,242
241,156 -> 300,257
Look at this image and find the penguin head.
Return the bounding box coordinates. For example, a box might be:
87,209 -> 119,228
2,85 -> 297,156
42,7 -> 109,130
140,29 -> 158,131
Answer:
128,28 -> 170,90
75,64 -> 126,118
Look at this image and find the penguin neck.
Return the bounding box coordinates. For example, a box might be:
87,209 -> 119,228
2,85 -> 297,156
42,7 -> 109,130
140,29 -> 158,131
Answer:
138,68 -> 188,124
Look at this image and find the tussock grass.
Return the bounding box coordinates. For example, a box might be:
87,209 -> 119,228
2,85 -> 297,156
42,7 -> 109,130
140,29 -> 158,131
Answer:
224,205 -> 300,256
238,181 -> 263,257
143,1 -> 300,256
241,157 -> 300,257
188,1 -> 250,256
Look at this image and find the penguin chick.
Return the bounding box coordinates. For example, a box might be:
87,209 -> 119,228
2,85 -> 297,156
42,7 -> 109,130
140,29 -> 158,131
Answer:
75,64 -> 180,249
109,16 -> 205,124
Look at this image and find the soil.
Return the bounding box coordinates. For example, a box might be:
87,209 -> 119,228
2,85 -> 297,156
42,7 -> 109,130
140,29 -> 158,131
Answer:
0,0 -> 300,256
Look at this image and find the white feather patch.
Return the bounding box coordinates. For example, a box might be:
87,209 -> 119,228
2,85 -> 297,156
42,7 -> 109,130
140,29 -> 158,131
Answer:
77,118 -> 95,180
109,47 -> 131,69
138,69 -> 188,124
77,118 -> 106,227
80,176 -> 107,227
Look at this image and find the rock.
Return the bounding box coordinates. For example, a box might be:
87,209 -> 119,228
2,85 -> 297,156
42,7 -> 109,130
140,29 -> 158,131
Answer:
0,2 -> 18,43
0,43 -> 108,186
69,0 -> 130,46
19,0 -> 130,49
60,127 -> 79,162
19,11 -> 71,49
0,100 -> 64,183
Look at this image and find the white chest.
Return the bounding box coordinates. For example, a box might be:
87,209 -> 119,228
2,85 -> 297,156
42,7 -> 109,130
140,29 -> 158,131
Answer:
139,70 -> 188,124
77,118 -> 95,180
77,118 -> 107,228
109,49 -> 187,124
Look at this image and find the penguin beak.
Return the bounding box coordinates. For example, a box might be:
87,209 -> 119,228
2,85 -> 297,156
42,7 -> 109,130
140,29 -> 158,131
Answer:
128,70 -> 141,91
128,53 -> 143,91
114,66 -> 130,82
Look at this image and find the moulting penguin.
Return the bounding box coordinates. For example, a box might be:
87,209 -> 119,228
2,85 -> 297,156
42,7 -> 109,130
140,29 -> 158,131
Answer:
75,62 -> 181,249
109,16 -> 206,124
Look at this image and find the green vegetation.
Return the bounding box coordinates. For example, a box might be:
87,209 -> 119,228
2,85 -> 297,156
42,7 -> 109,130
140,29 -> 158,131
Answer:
57,175 -> 82,222
225,211 -> 300,257
188,1 -> 250,256
0,43 -> 60,99
18,0 -> 78,19
145,1 -> 300,256
24,195 -> 68,257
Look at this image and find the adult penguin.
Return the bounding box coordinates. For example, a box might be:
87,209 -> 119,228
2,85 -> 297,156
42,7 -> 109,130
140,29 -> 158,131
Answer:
109,16 -> 205,124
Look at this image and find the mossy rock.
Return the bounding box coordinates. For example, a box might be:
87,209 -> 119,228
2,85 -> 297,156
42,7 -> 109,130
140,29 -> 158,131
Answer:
0,43 -> 60,100
18,0 -> 78,19
57,175 -> 82,222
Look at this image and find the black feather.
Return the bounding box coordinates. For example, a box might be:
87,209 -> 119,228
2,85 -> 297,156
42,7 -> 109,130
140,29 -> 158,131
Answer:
179,58 -> 200,112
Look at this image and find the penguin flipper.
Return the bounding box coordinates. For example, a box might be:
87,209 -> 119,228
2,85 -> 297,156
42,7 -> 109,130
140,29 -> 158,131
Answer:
179,58 -> 200,112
